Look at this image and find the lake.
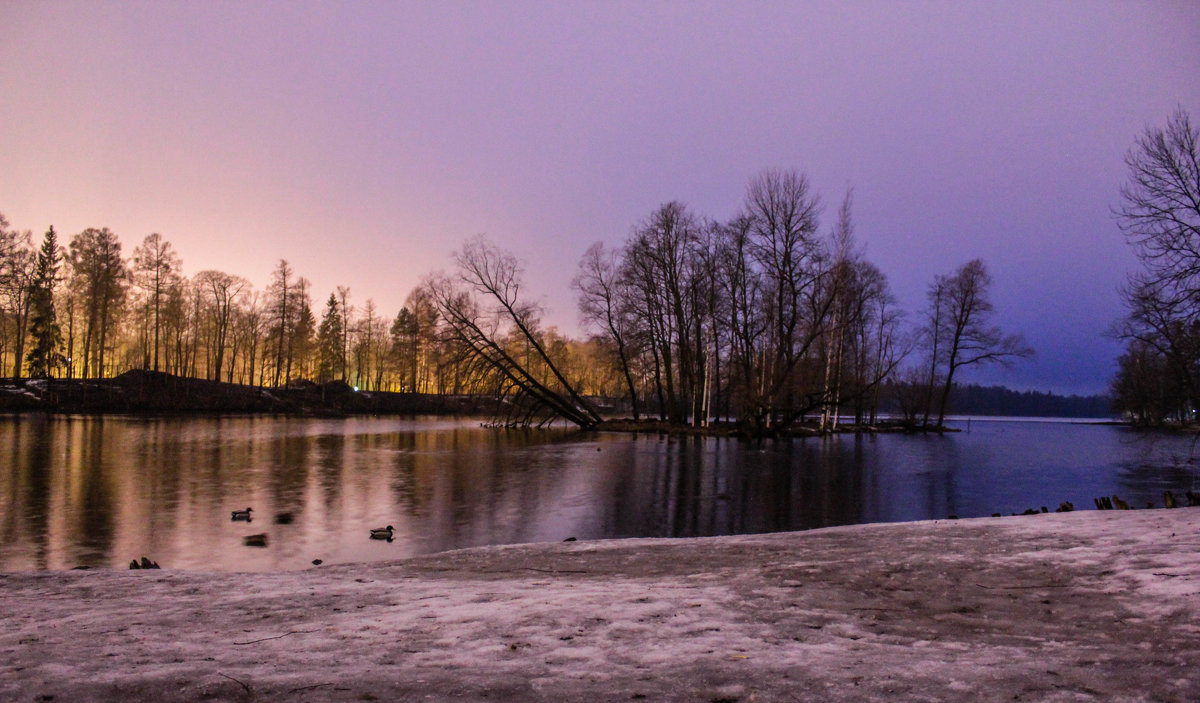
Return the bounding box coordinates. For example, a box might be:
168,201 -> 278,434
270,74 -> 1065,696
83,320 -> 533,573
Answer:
2,414 -> 1197,571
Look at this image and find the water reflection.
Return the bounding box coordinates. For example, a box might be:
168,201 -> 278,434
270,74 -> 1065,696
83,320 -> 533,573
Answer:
1,415 -> 1199,572
1113,430 -> 1200,507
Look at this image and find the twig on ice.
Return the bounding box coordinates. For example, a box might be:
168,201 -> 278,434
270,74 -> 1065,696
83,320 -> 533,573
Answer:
509,567 -> 590,574
233,629 -> 320,645
218,672 -> 252,694
287,683 -> 334,694
974,583 -> 1070,590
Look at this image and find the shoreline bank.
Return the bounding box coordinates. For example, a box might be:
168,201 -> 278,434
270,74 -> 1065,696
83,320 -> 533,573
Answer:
1,372 -> 1116,436
3,510 -> 1198,701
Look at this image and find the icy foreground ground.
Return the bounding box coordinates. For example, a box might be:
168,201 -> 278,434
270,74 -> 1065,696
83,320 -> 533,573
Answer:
3,510 -> 1199,702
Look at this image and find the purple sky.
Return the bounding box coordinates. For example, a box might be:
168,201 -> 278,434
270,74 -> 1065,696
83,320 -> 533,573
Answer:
2,1 -> 1198,395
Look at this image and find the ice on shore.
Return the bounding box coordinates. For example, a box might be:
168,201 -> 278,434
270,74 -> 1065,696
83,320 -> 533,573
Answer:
2,509 -> 1198,701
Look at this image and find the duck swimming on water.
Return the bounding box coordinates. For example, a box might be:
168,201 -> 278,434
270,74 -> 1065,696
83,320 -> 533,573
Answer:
369,525 -> 395,541
231,507 -> 253,522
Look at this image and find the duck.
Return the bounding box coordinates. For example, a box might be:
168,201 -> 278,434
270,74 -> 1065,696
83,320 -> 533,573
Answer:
231,507 -> 253,522
243,533 -> 268,547
369,525 -> 395,541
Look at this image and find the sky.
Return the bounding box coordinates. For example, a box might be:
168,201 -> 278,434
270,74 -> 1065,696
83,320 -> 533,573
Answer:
1,1 -> 1197,396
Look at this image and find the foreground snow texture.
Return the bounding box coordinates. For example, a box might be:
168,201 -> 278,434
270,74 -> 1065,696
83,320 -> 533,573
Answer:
4,512 -> 1200,702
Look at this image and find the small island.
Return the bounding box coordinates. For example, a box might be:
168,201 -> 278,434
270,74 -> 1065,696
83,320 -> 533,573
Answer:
0,369 -> 1109,438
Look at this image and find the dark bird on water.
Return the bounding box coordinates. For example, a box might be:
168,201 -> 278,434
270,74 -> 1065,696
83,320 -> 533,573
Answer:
369,525 -> 395,541
231,507 -> 253,522
244,533 -> 268,547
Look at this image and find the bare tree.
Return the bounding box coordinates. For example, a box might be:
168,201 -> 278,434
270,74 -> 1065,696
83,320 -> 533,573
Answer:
337,285 -> 352,382
822,255 -> 908,425
68,227 -> 127,378
851,259 -> 908,423
924,259 -> 1032,427
195,270 -> 248,381
223,287 -> 254,384
428,236 -> 602,428
1117,108 -> 1200,308
131,233 -> 181,372
1111,339 -> 1183,426
266,260 -> 294,386
711,215 -> 764,423
742,169 -> 832,431
819,190 -> 854,430
574,175 -> 906,435
233,291 -> 264,386
620,202 -> 707,423
355,298 -> 382,390
160,276 -> 193,377
1112,277 -> 1200,420
1113,108 -> 1200,420
0,217 -> 35,379
291,278 -> 315,381
573,242 -> 641,419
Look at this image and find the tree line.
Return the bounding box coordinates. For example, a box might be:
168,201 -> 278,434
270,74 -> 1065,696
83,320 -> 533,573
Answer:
0,218 -> 634,400
0,224 -> 437,393
560,173 -> 1031,431
919,384 -> 1110,419
418,170 -> 1031,430
0,168 -> 1033,431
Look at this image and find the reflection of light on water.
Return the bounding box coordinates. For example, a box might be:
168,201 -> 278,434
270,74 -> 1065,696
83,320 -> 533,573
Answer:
944,416 -> 1117,424
2,416 -> 1199,572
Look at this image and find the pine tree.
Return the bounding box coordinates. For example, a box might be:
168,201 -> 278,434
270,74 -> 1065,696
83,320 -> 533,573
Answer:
26,226 -> 65,378
316,293 -> 343,383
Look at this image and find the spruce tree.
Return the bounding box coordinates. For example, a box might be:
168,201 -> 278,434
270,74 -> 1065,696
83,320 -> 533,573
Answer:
316,293 -> 343,383
26,226 -> 64,378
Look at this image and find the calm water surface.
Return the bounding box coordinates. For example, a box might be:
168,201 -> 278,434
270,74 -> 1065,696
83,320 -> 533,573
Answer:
2,414 -> 1197,571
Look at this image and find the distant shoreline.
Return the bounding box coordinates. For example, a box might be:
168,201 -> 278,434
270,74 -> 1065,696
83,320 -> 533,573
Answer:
0,370 -> 490,416
0,371 -> 1124,436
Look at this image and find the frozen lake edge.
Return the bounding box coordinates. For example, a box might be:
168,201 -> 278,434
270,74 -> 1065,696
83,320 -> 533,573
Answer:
3,510 -> 1199,702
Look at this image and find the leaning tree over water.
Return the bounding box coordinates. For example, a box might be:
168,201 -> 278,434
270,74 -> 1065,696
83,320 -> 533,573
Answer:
427,236 -> 603,428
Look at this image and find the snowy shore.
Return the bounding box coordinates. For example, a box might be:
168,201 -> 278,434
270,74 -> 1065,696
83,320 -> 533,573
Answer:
3,510 -> 1199,702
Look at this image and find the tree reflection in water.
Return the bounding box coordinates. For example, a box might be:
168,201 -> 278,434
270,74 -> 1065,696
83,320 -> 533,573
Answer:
1,416 -> 1198,571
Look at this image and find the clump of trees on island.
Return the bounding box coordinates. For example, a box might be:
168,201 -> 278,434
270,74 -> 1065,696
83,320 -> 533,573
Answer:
1,167 -> 1038,432
1112,108 -> 1200,426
